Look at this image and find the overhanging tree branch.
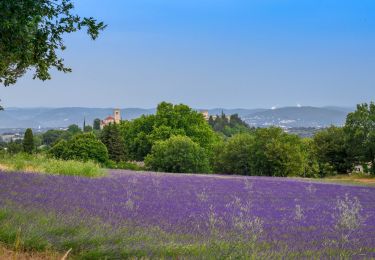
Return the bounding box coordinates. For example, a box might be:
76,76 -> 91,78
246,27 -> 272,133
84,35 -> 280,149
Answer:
0,0 -> 106,86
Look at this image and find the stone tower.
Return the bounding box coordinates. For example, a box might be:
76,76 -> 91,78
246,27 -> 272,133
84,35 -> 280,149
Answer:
114,108 -> 121,124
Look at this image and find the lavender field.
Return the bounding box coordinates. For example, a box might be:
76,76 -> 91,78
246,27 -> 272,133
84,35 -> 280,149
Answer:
0,170 -> 375,258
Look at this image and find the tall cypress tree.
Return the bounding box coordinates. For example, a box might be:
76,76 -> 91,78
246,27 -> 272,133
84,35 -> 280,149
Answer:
23,128 -> 34,154
101,124 -> 126,162
93,118 -> 101,131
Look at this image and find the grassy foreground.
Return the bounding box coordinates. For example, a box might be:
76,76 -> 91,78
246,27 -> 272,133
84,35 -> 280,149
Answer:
0,153 -> 105,178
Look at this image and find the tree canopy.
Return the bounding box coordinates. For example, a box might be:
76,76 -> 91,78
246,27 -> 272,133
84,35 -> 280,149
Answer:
0,0 -> 106,87
313,126 -> 350,175
344,102 -> 375,174
120,102 -> 219,161
23,128 -> 35,154
213,128 -> 306,177
49,132 -> 108,164
145,135 -> 210,173
101,123 -> 126,163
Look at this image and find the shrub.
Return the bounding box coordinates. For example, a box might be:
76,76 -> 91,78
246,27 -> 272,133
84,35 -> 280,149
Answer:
212,133 -> 255,175
106,160 -> 144,171
49,133 -> 109,164
49,140 -> 68,159
145,135 -> 210,173
213,128 -> 306,177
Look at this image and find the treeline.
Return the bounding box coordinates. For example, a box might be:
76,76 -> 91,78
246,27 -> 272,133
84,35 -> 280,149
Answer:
1,102 -> 374,176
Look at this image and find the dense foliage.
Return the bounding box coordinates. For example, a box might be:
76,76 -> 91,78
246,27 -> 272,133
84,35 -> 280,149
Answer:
145,135 -> 210,173
0,0 -> 106,86
49,132 -> 108,164
2,102 -> 375,176
121,102 -> 218,161
22,128 -> 34,154
312,126 -> 350,176
344,102 -> 375,174
93,118 -> 101,131
101,124 -> 126,163
208,112 -> 251,137
213,128 -> 306,177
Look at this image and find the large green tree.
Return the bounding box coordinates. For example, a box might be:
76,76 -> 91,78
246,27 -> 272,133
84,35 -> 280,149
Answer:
101,124 -> 126,163
121,115 -> 156,161
49,132 -> 108,164
145,135 -> 210,173
120,102 -> 219,161
212,133 -> 255,175
344,102 -> 375,174
0,0 -> 106,87
42,129 -> 68,146
313,126 -> 350,175
93,118 -> 101,131
213,128 -> 306,177
23,128 -> 34,154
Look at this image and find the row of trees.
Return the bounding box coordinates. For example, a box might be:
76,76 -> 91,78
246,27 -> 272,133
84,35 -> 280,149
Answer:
2,102 -> 374,176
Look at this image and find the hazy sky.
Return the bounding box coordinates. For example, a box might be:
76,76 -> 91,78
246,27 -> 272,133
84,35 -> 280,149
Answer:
2,0 -> 375,108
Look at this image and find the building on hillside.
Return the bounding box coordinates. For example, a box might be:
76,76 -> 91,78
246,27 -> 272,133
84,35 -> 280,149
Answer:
200,110 -> 210,121
210,114 -> 231,122
100,109 -> 122,129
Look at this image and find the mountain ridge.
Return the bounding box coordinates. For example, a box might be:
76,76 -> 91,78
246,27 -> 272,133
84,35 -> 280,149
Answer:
0,106 -> 354,129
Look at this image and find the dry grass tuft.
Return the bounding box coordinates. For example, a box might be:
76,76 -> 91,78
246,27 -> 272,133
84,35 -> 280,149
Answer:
0,244 -> 62,260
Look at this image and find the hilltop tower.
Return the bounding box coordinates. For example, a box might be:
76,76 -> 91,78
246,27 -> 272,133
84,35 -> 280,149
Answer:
114,108 -> 121,124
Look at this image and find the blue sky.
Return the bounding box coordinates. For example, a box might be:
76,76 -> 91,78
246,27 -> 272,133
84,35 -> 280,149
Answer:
2,0 -> 375,108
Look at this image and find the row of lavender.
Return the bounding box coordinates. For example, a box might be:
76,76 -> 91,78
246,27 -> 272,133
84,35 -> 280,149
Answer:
0,170 -> 374,253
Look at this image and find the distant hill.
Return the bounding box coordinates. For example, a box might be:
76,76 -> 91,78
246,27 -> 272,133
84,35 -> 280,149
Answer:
242,106 -> 353,128
0,107 -> 155,128
0,106 -> 354,129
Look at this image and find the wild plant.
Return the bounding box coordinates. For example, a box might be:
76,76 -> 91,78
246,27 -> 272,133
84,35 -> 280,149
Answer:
330,193 -> 365,253
305,183 -> 317,194
151,176 -> 161,188
206,205 -> 223,238
151,176 -> 162,196
125,191 -> 139,212
294,204 -> 304,221
196,188 -> 209,203
225,196 -> 263,243
128,177 -> 138,185
244,178 -> 254,191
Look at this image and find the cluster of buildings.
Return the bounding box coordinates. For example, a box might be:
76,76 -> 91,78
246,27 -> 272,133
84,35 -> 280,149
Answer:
200,110 -> 231,122
0,133 -> 23,143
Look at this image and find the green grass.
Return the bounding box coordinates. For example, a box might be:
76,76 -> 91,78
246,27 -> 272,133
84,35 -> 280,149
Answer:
0,206 -> 371,259
0,153 -> 106,178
